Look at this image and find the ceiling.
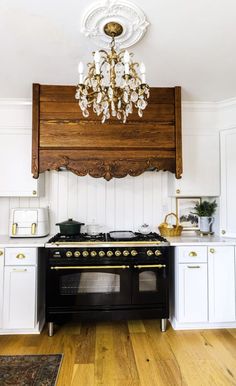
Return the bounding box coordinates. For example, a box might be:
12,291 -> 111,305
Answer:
1,0 -> 236,101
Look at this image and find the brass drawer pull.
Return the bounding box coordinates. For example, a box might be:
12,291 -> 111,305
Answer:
209,248 -> 215,254
134,264 -> 166,269
187,265 -> 200,269
0,251 -> 3,256
189,251 -> 197,257
16,253 -> 26,259
31,223 -> 36,235
12,223 -> 17,235
50,265 -> 130,270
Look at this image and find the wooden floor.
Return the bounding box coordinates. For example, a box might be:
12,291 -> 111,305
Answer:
0,320 -> 236,385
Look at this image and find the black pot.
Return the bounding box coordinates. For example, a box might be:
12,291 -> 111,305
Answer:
56,218 -> 85,235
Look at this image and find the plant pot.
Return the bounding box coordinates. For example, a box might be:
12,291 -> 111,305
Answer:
199,216 -> 214,234
56,218 -> 85,235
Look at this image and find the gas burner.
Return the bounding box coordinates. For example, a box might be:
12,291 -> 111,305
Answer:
48,233 -> 106,243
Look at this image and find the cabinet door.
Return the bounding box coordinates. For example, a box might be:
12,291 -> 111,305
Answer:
0,131 -> 43,197
3,266 -> 36,329
220,128 -> 236,237
178,263 -> 208,322
208,246 -> 235,322
0,249 -> 4,328
169,134 -> 220,196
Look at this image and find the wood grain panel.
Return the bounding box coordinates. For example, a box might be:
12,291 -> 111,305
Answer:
39,122 -> 175,148
32,84 -> 182,180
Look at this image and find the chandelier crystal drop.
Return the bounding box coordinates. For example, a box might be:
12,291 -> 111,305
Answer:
75,23 -> 150,124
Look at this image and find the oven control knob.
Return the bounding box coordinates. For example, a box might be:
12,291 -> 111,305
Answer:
91,250 -> 97,257
99,250 -> 105,257
155,250 -> 162,256
66,251 -> 73,258
82,250 -> 89,257
107,250 -> 113,257
123,250 -> 130,256
74,251 -> 81,257
147,250 -> 154,256
131,250 -> 138,256
115,250 -> 122,257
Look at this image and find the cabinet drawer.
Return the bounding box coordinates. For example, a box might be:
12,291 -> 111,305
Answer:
5,248 -> 37,266
177,246 -> 207,263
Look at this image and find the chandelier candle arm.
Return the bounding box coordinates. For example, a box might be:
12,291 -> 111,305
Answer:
78,62 -> 84,84
140,62 -> 146,84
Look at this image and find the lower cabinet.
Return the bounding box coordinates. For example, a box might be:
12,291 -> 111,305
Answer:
1,247 -> 44,333
0,248 -> 4,329
172,244 -> 236,329
208,246 -> 235,322
178,263 -> 208,322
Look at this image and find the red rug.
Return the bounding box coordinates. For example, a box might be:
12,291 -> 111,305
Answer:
0,354 -> 62,386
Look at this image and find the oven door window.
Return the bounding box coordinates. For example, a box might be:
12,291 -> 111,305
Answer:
132,267 -> 168,304
60,272 -> 120,295
48,267 -> 131,307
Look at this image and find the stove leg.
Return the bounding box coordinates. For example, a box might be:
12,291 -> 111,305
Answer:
160,318 -> 167,332
48,322 -> 54,337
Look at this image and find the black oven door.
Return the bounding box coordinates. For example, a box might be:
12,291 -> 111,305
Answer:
47,264 -> 132,307
131,264 -> 168,305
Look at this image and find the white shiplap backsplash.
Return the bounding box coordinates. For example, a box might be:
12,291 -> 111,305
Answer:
0,170 -> 171,235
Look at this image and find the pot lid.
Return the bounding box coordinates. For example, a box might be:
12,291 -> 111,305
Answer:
56,218 -> 85,226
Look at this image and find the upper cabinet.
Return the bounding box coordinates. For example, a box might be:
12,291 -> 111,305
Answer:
0,102 -> 44,197
220,128 -> 236,237
32,84 -> 182,181
168,132 -> 220,197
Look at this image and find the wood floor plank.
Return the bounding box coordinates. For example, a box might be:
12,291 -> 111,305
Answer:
71,364 -> 95,386
128,320 -> 146,333
75,323 -> 96,364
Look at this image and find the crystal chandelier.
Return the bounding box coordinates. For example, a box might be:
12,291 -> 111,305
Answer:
75,22 -> 150,124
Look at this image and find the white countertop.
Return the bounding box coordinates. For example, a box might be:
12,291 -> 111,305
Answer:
168,234 -> 236,246
0,235 -> 52,247
0,234 -> 236,247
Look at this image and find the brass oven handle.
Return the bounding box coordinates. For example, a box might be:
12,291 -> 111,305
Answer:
31,223 -> 36,235
134,264 -> 166,269
16,253 -> 26,259
12,223 -> 17,235
50,265 -> 130,270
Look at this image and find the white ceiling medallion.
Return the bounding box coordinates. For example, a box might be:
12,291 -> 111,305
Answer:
81,0 -> 149,49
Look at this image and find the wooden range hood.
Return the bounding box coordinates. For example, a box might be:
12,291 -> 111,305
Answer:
32,84 -> 182,181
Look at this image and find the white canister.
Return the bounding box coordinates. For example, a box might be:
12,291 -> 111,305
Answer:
199,216 -> 214,233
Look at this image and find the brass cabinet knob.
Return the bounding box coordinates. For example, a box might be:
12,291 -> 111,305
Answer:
123,250 -> 130,257
147,250 -> 154,256
66,251 -> 73,258
115,250 -> 121,257
155,250 -> 162,256
209,248 -> 215,254
74,251 -> 81,257
99,251 -> 105,257
221,230 -> 226,235
0,251 -> 3,256
16,253 -> 26,259
131,250 -> 138,256
82,251 -> 89,257
176,189 -> 180,194
189,251 -> 197,257
32,190 -> 37,195
90,250 -> 97,257
107,250 -> 113,257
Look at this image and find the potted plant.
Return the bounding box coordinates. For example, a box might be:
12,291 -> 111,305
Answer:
192,200 -> 217,234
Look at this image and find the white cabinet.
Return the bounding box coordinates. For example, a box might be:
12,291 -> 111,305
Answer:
3,266 -> 36,329
168,134 -> 220,196
0,129 -> 43,197
220,128 -> 236,237
175,247 -> 208,323
0,248 -> 4,328
208,246 -> 235,322
2,247 -> 39,331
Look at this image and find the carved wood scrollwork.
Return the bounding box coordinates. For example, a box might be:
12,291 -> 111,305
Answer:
40,156 -> 175,181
